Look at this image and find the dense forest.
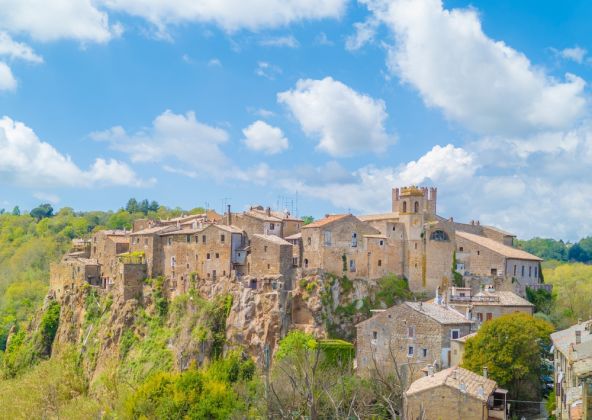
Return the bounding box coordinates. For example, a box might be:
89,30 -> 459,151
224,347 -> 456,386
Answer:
0,202 -> 590,417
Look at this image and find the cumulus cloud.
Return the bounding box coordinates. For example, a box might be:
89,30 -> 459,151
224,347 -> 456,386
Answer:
91,110 -> 238,179
0,62 -> 17,91
0,0 -> 117,43
558,46 -> 587,64
345,17 -> 379,51
99,0 -> 346,33
0,116 -> 147,188
242,120 -> 289,154
361,0 -> 587,136
278,77 -> 393,157
0,32 -> 43,63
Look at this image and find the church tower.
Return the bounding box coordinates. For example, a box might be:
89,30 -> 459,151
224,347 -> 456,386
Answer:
392,186 -> 438,291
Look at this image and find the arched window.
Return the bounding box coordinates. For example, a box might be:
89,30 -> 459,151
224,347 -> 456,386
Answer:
414,201 -> 419,213
402,201 -> 407,212
304,259 -> 309,268
429,230 -> 449,242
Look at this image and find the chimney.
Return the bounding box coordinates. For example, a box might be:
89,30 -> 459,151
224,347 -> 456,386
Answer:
576,330 -> 582,344
266,207 -> 271,216
483,366 -> 488,379
419,301 -> 423,311
227,204 -> 232,225
428,365 -> 434,377
452,369 -> 458,380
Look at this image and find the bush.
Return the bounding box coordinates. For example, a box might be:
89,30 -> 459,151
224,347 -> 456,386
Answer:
38,300 -> 60,356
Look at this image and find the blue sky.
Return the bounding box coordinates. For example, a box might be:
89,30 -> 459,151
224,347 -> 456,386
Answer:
1,0 -> 592,240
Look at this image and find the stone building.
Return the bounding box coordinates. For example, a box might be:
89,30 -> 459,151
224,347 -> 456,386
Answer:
455,230 -> 543,296
356,301 -> 473,378
129,225 -> 177,278
405,366 -> 508,420
440,286 -> 534,325
301,214 -> 381,278
89,229 -> 130,284
49,255 -> 100,299
450,332 -> 477,367
247,234 -> 293,281
551,320 -> 592,420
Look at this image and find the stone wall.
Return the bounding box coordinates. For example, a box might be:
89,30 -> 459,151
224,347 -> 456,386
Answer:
356,304 -> 472,378
405,384 -> 488,420
117,262 -> 146,301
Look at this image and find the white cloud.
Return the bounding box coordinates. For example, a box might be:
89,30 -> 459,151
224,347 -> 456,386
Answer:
0,32 -> 43,63
0,0 -> 116,43
362,0 -> 587,136
345,17 -> 379,51
278,77 -> 393,157
91,110 -> 236,179
243,120 -> 289,154
315,32 -> 333,46
0,116 -> 147,188
99,0 -> 346,32
398,144 -> 476,184
259,35 -> 299,48
208,58 -> 222,67
0,62 -> 17,91
558,46 -> 587,64
255,61 -> 282,79
33,192 -> 60,204
247,107 -> 275,118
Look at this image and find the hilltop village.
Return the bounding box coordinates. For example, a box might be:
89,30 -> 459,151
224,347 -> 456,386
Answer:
49,186 -> 592,419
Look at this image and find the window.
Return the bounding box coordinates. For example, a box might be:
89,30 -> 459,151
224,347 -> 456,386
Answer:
421,348 -> 428,358
459,247 -> 464,252
207,253 -> 211,260
486,313 -> 493,321
144,238 -> 148,245
491,268 -> 497,276
186,235 -> 191,243
221,234 -> 225,243
349,259 -> 356,272
521,266 -> 525,276
304,258 -> 309,268
429,230 -> 449,241
414,243 -> 417,250
323,231 -> 332,246
407,346 -> 414,357
408,326 -> 415,338
292,257 -> 298,266
402,201 -> 407,212
477,250 -> 480,256
414,201 -> 419,213
267,264 -> 270,269
451,329 -> 460,340
477,313 -> 483,322
269,223 -> 275,230
264,245 -> 268,252
529,266 -> 532,277
513,265 -> 517,276
307,237 -> 311,246
351,232 -> 357,247
372,331 -> 378,340
202,235 -> 206,244
379,240 -> 384,246
215,253 -> 219,259
535,266 -> 538,278
378,259 -> 382,267
168,237 -> 172,246
171,256 -> 176,267
392,226 -> 396,231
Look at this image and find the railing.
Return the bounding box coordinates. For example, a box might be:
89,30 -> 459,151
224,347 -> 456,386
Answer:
449,295 -> 500,303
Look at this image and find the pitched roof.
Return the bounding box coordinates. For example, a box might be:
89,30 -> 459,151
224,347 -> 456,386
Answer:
405,302 -> 473,325
483,225 -> 516,237
285,232 -> 302,240
358,212 -> 399,222
301,214 -> 349,229
252,234 -> 292,246
452,332 -> 477,343
244,209 -> 283,222
456,231 -> 543,261
130,225 -> 177,235
406,367 -> 497,402
551,320 -> 592,357
471,291 -> 534,307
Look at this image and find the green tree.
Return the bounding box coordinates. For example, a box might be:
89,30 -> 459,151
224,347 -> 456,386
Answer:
568,243 -> 591,262
301,216 -> 314,225
125,198 -> 139,213
462,313 -> 553,400
11,206 -> 20,216
525,287 -> 554,315
30,203 -> 54,221
544,263 -> 592,327
515,238 -> 568,261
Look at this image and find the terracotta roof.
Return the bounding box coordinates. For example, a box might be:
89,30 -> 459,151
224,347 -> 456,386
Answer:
131,225 -> 177,235
358,212 -> 399,222
285,232 -> 302,240
214,224 -> 243,234
244,209 -> 283,222
301,214 -> 349,229
456,231 -> 543,261
406,302 -> 473,325
253,234 -> 292,246
471,291 -> 533,307
551,320 -> 592,357
406,367 -> 497,402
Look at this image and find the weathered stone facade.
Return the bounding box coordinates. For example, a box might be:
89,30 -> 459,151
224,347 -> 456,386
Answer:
356,302 -> 473,379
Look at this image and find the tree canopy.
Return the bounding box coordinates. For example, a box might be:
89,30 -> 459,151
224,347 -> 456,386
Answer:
462,313 -> 553,400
